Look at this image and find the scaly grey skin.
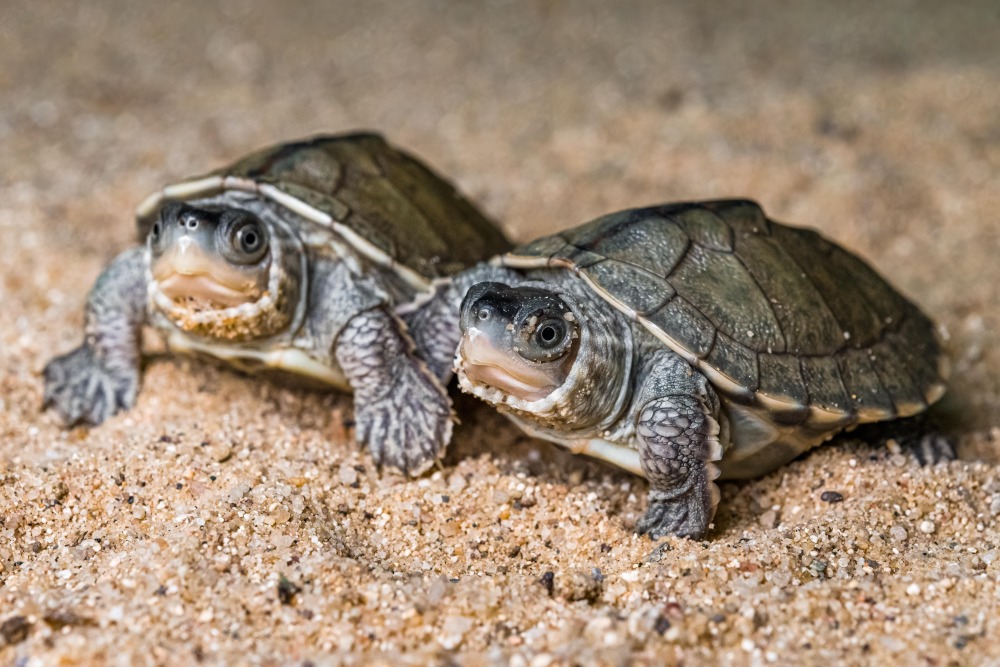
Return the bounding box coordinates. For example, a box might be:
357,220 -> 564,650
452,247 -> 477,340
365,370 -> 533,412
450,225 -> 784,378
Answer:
334,307 -> 452,471
44,196 -> 452,475
630,349 -> 723,538
402,266 -> 520,382
43,246 -> 147,425
453,272 -> 954,540
451,199 -> 955,540
454,273 -> 727,539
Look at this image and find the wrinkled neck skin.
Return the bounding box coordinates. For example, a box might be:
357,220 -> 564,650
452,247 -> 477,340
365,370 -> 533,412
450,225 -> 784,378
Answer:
458,270 -> 635,436
147,193 -> 307,343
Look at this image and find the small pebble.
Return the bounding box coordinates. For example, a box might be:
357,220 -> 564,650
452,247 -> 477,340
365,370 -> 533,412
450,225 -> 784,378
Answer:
439,616 -> 473,650
820,491 -> 844,503
278,576 -> 301,605
208,443 -> 233,463
918,520 -> 936,534
539,571 -> 555,596
758,510 -> 779,528
0,616 -> 31,645
338,463 -> 358,486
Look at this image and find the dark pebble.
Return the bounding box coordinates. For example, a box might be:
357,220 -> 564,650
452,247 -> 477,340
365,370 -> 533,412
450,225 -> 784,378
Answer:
42,609 -> 94,630
277,576 -> 301,605
821,491 -> 844,503
539,571 -> 555,596
1,616 -> 31,645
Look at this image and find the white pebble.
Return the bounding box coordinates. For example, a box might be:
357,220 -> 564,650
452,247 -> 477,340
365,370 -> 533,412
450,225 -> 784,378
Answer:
918,520 -> 936,534
439,615 -> 473,650
338,463 -> 358,486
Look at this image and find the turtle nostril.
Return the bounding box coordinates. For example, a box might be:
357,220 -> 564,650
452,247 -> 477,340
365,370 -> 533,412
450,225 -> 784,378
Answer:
179,214 -> 199,231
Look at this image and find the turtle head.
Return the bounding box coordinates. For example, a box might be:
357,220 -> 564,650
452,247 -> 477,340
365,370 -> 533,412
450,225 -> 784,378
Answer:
148,201 -> 303,341
149,202 -> 271,307
457,282 -> 579,402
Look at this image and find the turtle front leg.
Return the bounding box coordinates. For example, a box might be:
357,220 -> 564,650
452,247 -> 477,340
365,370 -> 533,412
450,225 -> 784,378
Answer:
44,245 -> 148,425
400,281 -> 462,383
336,307 -> 454,476
633,352 -> 726,540
402,265 -> 525,383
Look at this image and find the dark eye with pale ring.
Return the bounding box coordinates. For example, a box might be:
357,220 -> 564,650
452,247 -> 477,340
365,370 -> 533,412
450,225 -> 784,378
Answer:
223,217 -> 269,264
535,319 -> 566,349
237,223 -> 263,254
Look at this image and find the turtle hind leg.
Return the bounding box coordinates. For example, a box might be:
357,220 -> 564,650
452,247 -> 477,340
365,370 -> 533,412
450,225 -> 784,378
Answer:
905,433 -> 956,465
851,413 -> 956,465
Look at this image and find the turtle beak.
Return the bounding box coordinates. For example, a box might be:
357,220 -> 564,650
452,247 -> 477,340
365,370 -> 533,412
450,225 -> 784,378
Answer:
153,241 -> 258,307
157,236 -> 205,276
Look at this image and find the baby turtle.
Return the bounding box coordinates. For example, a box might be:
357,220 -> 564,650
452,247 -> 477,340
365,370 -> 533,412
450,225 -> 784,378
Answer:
44,132 -> 510,474
454,200 -> 951,538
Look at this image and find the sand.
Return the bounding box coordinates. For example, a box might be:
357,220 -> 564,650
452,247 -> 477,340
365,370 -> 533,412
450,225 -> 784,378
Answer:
2,1 -> 999,664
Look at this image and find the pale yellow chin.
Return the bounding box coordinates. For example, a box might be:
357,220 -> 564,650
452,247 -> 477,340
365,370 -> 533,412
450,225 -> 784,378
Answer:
457,327 -> 561,402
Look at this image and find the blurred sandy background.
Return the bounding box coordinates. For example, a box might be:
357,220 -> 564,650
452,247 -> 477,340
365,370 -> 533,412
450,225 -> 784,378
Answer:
2,1 -> 999,664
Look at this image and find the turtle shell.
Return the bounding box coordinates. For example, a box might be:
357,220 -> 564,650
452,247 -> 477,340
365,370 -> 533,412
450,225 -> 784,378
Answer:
499,200 -> 948,430
136,132 -> 510,290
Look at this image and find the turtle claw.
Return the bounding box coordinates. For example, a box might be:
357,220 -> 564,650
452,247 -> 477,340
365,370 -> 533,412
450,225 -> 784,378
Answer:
43,344 -> 139,426
637,487 -> 714,540
905,433 -> 956,466
354,361 -> 454,477
637,499 -> 696,541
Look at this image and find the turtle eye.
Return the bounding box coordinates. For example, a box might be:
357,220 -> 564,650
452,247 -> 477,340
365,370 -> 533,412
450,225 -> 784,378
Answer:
236,223 -> 263,255
517,312 -> 575,363
220,214 -> 269,264
148,218 -> 168,253
534,318 -> 567,350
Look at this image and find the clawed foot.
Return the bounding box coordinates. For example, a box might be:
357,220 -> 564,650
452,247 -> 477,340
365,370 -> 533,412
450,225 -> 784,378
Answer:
903,433 -> 956,466
354,361 -> 454,476
637,481 -> 719,540
43,345 -> 139,426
